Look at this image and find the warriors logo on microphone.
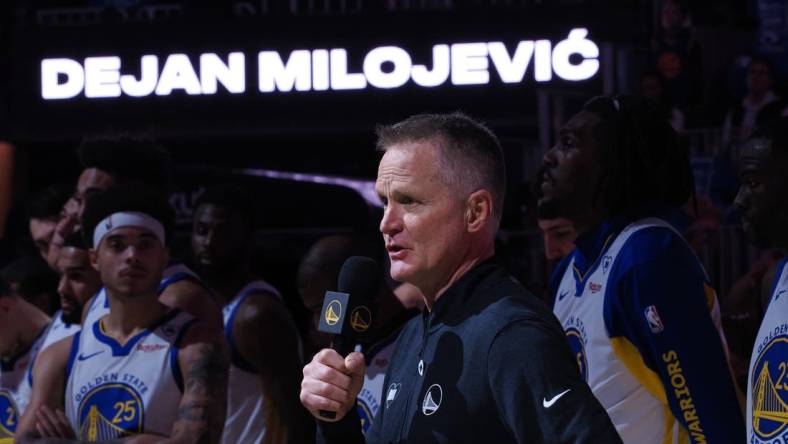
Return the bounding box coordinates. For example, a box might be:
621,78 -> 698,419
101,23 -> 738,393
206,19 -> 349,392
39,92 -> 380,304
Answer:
325,300 -> 342,327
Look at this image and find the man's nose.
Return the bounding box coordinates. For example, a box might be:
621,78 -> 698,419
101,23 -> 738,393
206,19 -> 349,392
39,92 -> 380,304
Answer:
57,275 -> 69,296
380,204 -> 403,236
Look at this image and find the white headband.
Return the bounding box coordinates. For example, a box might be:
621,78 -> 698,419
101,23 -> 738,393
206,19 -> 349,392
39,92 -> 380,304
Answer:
93,211 -> 166,248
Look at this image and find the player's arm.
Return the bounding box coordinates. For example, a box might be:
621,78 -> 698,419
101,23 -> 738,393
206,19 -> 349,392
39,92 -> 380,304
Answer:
488,319 -> 622,443
15,336 -> 73,442
609,231 -> 746,442
159,279 -> 222,328
168,320 -> 229,444
233,293 -> 309,443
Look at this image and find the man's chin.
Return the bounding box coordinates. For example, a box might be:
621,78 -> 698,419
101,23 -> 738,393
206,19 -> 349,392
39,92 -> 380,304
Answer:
389,264 -> 412,284
61,310 -> 81,325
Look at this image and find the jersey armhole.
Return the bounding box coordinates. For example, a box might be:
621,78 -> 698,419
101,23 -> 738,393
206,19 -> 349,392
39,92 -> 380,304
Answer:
767,257 -> 788,306
65,331 -> 82,382
225,292 -> 266,373
170,318 -> 197,393
158,272 -> 205,296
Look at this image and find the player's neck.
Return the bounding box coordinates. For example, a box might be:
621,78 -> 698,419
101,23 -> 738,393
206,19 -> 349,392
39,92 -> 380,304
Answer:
103,292 -> 170,339
571,211 -> 607,238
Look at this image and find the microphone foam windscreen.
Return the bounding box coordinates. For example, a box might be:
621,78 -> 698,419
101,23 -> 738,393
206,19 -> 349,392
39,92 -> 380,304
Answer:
337,256 -> 380,301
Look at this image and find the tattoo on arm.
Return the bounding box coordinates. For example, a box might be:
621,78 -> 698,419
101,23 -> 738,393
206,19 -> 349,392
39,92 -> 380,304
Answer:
172,343 -> 229,444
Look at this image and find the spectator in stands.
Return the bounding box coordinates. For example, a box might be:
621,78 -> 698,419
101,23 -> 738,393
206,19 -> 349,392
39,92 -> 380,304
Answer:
713,57 -> 785,210
639,71 -> 685,131
651,0 -> 702,112
722,56 -> 785,148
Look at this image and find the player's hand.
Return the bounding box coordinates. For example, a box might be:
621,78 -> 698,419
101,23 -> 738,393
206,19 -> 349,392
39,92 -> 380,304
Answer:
35,406 -> 76,439
300,348 -> 365,422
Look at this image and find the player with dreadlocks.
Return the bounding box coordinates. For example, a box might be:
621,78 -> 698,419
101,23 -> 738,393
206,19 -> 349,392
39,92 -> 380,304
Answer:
538,95 -> 745,443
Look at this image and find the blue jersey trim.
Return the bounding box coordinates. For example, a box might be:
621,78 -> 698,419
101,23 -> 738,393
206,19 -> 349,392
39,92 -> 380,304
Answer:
65,330 -> 82,382
768,257 -> 788,306
93,309 -> 182,357
170,318 -> 196,393
157,272 -> 203,295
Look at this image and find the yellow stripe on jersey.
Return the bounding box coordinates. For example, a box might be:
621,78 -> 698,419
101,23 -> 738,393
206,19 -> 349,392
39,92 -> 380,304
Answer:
662,404 -> 674,444
677,420 -> 690,444
610,336 -> 668,404
703,284 -> 715,311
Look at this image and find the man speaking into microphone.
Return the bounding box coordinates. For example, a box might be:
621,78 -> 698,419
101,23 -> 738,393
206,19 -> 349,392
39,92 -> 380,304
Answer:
300,113 -> 620,443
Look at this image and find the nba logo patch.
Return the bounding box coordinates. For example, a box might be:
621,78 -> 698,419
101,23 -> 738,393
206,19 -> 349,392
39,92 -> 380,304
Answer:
644,305 -> 664,333
602,256 -> 613,274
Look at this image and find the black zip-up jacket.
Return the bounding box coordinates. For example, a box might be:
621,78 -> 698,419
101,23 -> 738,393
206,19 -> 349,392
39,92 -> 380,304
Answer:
318,260 -> 621,444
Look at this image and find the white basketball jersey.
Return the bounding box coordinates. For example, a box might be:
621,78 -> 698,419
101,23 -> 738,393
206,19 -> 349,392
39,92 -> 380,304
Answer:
357,338 -> 397,434
65,310 -> 193,440
553,218 -> 689,443
747,258 -> 788,443
40,310 -> 81,352
221,280 -> 282,444
0,326 -> 48,439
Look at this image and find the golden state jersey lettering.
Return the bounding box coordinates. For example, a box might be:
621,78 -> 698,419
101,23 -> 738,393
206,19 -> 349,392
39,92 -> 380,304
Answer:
356,339 -> 396,434
65,310 -> 192,441
563,317 -> 589,381
748,260 -> 788,444
662,351 -> 706,442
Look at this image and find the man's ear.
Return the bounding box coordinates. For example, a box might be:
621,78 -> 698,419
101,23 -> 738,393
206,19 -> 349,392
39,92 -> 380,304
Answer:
89,248 -> 100,272
465,189 -> 493,233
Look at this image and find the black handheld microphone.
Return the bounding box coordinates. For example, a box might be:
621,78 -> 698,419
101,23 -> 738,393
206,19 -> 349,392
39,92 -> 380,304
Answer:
317,256 -> 379,419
